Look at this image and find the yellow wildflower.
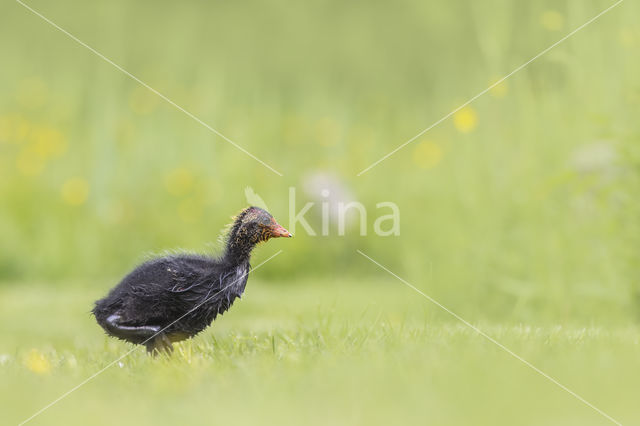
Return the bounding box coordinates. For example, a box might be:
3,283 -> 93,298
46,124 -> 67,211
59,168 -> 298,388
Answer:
489,78 -> 508,98
24,349 -> 51,374
453,106 -> 478,133
61,177 -> 90,206
412,141 -> 443,169
618,28 -> 635,47
540,10 -> 563,31
32,126 -> 67,158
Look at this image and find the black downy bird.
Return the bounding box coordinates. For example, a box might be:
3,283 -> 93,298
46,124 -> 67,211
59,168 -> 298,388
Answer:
93,207 -> 292,354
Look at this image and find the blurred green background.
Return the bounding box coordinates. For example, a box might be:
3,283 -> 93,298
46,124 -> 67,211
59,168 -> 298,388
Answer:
1,0 -> 639,424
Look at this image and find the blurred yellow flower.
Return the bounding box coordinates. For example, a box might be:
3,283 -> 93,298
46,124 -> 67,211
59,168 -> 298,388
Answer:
32,126 -> 67,158
453,106 -> 477,133
412,140 -> 443,169
24,349 -> 51,374
165,167 -> 195,196
618,28 -> 636,47
540,10 -> 564,31
489,78 -> 508,98
178,198 -> 203,223
16,148 -> 45,177
61,177 -> 90,206
129,86 -> 159,115
11,124 -> 66,176
16,78 -> 48,110
316,117 -> 341,147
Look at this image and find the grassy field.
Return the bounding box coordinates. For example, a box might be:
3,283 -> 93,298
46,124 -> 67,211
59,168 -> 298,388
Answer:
2,0 -> 640,424
1,0 -> 639,285
2,278 -> 640,426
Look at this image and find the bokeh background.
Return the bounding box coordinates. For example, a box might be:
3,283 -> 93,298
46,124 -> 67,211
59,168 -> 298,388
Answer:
1,0 -> 639,425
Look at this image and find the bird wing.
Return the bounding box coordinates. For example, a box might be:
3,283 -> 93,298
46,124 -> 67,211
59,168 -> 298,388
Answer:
164,256 -> 212,293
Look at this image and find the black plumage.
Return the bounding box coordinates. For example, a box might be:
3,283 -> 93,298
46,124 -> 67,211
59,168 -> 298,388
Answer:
92,206 -> 291,354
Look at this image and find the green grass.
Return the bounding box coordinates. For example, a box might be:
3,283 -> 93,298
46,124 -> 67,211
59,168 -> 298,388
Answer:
2,280 -> 639,426
1,0 -> 639,288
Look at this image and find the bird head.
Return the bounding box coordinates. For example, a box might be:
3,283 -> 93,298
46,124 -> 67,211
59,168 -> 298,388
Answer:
232,206 -> 292,245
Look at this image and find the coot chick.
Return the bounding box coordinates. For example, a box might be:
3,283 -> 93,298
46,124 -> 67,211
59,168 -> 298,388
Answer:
93,206 -> 292,354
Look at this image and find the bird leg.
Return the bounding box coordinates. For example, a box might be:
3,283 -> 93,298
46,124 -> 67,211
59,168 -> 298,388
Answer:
145,334 -> 174,356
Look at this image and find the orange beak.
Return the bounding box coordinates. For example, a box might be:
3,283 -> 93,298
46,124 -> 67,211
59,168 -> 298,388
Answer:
270,222 -> 293,238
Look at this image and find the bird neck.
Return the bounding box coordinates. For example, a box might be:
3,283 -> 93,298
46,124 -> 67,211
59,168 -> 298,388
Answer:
223,231 -> 256,265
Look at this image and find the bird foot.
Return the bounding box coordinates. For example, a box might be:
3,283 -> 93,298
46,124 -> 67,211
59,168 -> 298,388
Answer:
146,334 -> 174,356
